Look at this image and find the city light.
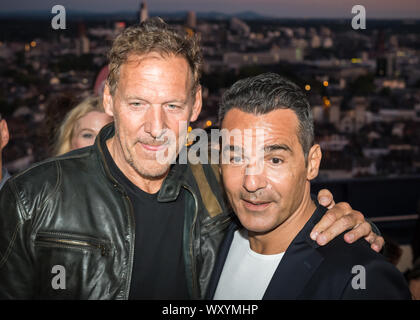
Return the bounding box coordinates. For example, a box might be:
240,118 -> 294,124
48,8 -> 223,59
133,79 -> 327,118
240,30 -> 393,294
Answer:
323,81 -> 329,87
205,120 -> 212,127
322,96 -> 331,107
30,41 -> 37,48
305,84 -> 311,91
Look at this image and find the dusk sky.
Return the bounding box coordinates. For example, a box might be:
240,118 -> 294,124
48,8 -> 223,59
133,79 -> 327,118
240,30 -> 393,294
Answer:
0,0 -> 419,18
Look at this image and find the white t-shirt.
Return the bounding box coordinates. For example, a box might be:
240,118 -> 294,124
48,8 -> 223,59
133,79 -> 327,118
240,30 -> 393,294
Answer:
213,228 -> 284,300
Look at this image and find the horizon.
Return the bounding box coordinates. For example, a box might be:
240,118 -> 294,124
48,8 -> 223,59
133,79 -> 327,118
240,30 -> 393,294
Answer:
0,0 -> 419,19
1,9 -> 419,21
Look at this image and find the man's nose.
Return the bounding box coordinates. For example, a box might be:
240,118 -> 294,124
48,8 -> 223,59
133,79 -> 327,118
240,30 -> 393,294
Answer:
144,105 -> 165,139
242,162 -> 266,193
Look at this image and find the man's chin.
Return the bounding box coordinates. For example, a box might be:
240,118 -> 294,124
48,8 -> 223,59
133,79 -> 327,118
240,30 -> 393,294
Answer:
236,213 -> 274,234
130,160 -> 171,180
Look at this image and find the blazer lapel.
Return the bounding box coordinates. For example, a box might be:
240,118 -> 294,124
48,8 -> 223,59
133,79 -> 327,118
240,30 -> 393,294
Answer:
263,206 -> 326,300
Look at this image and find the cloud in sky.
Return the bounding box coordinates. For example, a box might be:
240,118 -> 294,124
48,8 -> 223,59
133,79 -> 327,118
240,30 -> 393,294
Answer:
1,0 -> 419,18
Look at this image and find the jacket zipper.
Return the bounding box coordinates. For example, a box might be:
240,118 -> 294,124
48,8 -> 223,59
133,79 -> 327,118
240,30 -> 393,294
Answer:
123,193 -> 135,300
96,137 -> 136,300
182,184 -> 199,299
36,236 -> 110,256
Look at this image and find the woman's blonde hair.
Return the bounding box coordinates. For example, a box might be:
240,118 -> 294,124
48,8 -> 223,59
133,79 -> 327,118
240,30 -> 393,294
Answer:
54,96 -> 106,156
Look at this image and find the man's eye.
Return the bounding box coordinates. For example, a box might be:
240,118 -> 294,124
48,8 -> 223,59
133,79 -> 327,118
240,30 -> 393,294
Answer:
271,158 -> 283,164
167,104 -> 179,110
130,102 -> 144,107
230,156 -> 244,164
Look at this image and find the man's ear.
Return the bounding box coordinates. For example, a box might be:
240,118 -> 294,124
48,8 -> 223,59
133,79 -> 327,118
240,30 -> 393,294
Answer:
306,144 -> 322,181
189,85 -> 202,123
103,83 -> 115,118
0,120 -> 10,150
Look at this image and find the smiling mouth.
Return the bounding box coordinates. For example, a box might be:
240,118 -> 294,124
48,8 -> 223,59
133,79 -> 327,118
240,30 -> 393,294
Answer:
241,199 -> 272,211
140,142 -> 168,152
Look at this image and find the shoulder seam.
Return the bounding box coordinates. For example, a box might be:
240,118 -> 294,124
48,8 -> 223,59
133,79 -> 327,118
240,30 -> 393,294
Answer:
11,149 -> 91,181
40,160 -> 62,214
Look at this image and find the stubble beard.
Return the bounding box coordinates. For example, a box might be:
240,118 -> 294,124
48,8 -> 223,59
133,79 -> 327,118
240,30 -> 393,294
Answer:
125,147 -> 170,181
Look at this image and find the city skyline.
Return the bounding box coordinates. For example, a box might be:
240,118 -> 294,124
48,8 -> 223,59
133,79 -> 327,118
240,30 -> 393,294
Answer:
0,0 -> 419,19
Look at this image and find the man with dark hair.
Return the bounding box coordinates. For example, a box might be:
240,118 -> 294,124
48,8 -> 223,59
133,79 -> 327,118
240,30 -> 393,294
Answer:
207,73 -> 410,299
0,113 -> 10,190
0,19 -> 382,299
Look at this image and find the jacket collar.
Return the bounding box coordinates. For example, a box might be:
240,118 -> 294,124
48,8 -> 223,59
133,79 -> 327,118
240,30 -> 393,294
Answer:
0,167 -> 11,189
94,122 -> 188,202
207,201 -> 327,300
263,204 -> 326,299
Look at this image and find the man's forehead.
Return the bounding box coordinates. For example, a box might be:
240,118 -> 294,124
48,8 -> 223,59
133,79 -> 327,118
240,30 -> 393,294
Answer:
221,108 -> 300,142
117,53 -> 194,96
122,52 -> 192,80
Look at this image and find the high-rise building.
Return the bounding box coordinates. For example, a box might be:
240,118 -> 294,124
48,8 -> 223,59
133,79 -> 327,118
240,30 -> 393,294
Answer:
186,11 -> 196,29
139,1 -> 148,23
376,53 -> 396,77
76,22 -> 90,56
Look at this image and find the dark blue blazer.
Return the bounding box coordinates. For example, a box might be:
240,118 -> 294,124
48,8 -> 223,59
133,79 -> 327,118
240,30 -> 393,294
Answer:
206,204 -> 411,300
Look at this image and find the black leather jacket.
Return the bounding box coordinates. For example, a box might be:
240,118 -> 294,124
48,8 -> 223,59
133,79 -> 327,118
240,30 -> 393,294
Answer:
0,123 -> 232,299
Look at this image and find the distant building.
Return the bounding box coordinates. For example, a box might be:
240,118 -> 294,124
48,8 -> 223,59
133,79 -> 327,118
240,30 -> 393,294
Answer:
329,104 -> 341,127
186,11 -> 196,29
295,27 -> 306,37
223,47 -> 304,69
76,23 -> 90,56
139,1 -> 148,23
340,113 -> 355,133
311,35 -> 321,48
375,78 -> 406,89
376,53 -> 397,77
416,104 -> 420,121
312,106 -> 324,123
379,109 -> 417,122
230,17 -> 250,36
323,37 -> 333,48
114,21 -> 126,34
355,105 -> 367,131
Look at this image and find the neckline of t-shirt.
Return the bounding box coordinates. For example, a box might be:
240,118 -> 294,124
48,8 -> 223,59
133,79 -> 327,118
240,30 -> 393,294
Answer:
236,229 -> 285,260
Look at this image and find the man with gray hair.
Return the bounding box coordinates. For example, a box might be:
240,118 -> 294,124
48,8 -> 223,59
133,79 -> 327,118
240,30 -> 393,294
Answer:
0,19 -> 383,300
0,113 -> 10,190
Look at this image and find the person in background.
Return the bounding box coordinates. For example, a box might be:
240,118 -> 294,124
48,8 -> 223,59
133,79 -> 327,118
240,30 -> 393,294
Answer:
0,113 -> 10,190
40,91 -> 80,159
406,257 -> 420,299
53,96 -> 113,156
382,235 -> 403,266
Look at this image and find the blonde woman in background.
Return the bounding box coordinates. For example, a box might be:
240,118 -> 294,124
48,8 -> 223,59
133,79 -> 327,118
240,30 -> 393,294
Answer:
54,96 -> 113,156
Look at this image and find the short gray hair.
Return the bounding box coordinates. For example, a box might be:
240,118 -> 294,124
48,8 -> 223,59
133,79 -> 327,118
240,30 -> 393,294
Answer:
107,17 -> 202,96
